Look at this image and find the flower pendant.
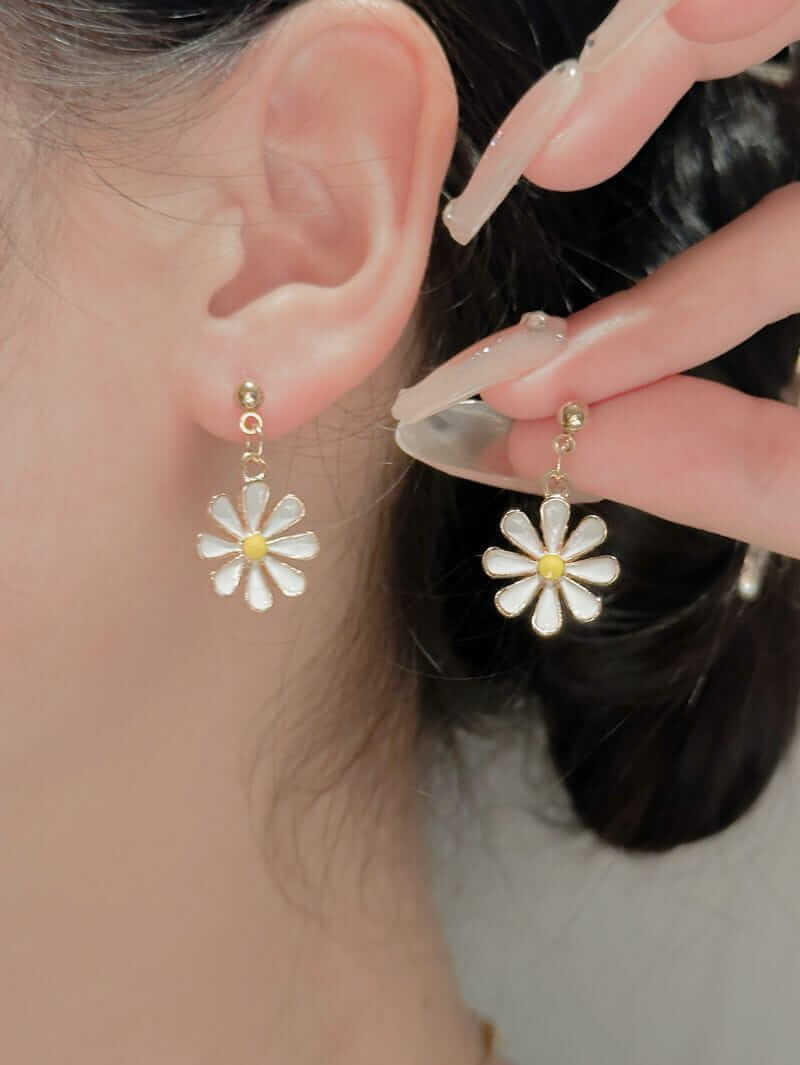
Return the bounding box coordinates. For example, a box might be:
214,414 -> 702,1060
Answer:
483,495 -> 619,637
197,480 -> 319,613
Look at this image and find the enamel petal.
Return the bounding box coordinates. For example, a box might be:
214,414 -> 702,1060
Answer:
559,577 -> 602,623
540,496 -> 570,553
561,514 -> 608,562
197,533 -> 241,560
500,510 -> 545,560
212,555 -> 245,597
565,555 -> 620,586
264,556 -> 307,597
267,531 -> 320,561
482,548 -> 539,579
243,481 -> 270,534
209,494 -> 245,540
245,561 -> 273,613
495,576 -> 542,618
262,494 -> 306,539
532,582 -> 563,637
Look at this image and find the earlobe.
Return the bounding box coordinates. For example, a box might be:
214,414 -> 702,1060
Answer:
180,0 -> 458,444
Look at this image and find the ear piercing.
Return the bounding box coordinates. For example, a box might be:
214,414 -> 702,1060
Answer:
482,401 -> 620,638
196,380 -> 320,613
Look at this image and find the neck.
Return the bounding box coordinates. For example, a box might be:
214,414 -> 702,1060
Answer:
1,386 -> 488,1064
1,657 -> 483,1064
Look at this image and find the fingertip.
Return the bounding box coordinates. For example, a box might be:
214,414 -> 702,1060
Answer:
526,21 -> 693,191
441,200 -> 477,244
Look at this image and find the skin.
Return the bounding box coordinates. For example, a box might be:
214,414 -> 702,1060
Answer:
430,0 -> 800,557
15,0 -> 791,1057
0,1 -> 506,1063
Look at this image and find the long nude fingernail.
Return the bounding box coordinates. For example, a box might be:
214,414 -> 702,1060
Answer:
580,0 -> 679,72
442,60 -> 583,245
391,311 -> 569,425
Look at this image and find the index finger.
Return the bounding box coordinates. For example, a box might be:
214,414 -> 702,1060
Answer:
482,184 -> 800,420
442,0 -> 800,246
531,2 -> 800,192
668,0 -> 796,43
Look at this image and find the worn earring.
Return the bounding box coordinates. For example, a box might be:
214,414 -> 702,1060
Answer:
196,380 -> 320,613
482,401 -> 620,638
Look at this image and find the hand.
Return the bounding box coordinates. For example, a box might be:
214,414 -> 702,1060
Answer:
394,0 -> 800,559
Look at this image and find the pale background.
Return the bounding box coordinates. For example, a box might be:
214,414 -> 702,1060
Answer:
425,719 -> 800,1065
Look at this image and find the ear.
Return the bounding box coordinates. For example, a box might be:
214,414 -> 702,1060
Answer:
174,0 -> 458,442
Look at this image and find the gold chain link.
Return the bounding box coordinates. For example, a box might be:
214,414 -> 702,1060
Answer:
545,430 -> 577,496
240,410 -> 267,483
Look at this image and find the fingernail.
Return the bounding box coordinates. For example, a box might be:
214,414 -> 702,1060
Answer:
391,311 -> 569,425
442,60 -> 583,245
580,0 -> 679,72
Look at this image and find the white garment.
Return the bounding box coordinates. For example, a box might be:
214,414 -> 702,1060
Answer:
425,725 -> 800,1065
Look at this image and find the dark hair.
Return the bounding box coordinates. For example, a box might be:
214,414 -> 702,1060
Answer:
6,1 -> 800,851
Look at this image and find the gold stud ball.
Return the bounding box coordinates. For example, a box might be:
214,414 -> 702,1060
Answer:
237,380 -> 263,411
559,401 -> 587,433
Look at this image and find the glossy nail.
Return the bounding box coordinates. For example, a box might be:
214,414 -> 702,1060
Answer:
579,0 -> 679,72
442,60 -> 583,245
391,312 -> 569,426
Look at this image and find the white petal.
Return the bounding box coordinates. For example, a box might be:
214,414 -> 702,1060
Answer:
262,494 -> 305,539
267,531 -> 320,561
495,576 -> 542,618
540,496 -> 570,553
561,514 -> 608,562
245,562 -> 273,613
532,582 -> 563,637
559,577 -> 602,623
209,494 -> 245,540
197,533 -> 241,560
242,481 -> 270,534
565,555 -> 620,586
212,555 -> 246,597
500,509 -> 545,559
482,548 -> 539,579
264,556 -> 306,597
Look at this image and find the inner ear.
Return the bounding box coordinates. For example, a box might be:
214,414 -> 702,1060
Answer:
207,25 -> 420,319
209,151 -> 364,317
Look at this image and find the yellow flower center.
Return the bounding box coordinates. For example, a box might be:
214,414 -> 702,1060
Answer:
242,534 -> 269,561
537,554 -> 565,580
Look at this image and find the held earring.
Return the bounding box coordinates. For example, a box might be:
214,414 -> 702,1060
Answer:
195,380 -> 320,613
482,401 -> 620,638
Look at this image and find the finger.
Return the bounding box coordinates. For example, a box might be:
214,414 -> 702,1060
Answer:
533,4 -> 800,191
527,22 -> 693,193
443,0 -> 800,238
482,184 -> 800,421
668,0 -> 798,44
506,374 -> 800,559
588,0 -> 798,58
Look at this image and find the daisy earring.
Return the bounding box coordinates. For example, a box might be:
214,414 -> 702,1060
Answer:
195,380 -> 320,614
482,401 -> 620,638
